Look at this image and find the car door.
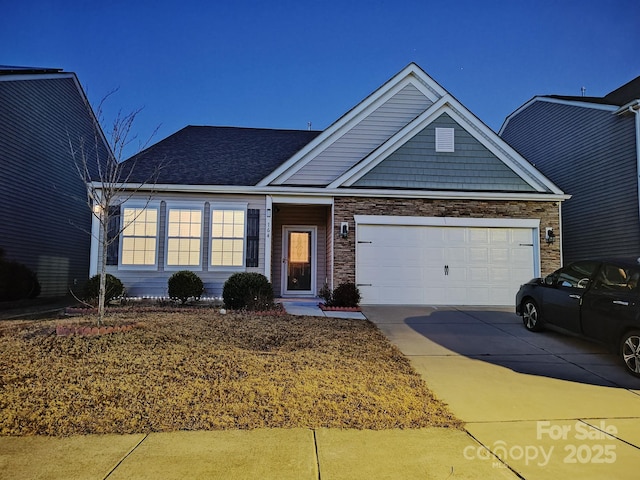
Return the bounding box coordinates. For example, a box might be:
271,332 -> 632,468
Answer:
581,262 -> 640,347
541,261 -> 600,333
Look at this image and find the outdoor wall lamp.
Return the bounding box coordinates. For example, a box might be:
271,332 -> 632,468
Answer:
340,222 -> 349,238
545,227 -> 556,245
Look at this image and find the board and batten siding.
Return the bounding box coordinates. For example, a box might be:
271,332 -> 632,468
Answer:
280,84 -> 433,186
501,101 -> 639,263
103,194 -> 267,298
0,75 -> 106,296
271,204 -> 330,296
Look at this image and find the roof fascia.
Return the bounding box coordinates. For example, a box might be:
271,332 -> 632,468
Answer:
0,72 -> 76,82
329,95 -> 564,194
105,182 -> 570,202
256,63 -> 446,186
500,96 -> 619,134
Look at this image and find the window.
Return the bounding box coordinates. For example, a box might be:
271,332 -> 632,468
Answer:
592,264 -> 640,293
211,209 -> 245,267
435,127 -> 455,152
121,207 -> 158,266
552,261 -> 600,289
167,208 -> 202,266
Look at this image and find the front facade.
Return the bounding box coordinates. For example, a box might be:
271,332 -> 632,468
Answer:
500,76 -> 640,264
0,66 -> 108,297
92,64 -> 567,306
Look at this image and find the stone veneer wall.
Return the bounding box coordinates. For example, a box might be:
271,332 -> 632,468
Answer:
332,196 -> 562,286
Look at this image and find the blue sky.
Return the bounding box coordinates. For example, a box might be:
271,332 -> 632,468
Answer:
2,0 -> 638,157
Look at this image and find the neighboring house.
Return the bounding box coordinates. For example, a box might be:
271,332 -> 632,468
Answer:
0,66 -> 108,297
500,75 -> 640,264
92,63 -> 567,306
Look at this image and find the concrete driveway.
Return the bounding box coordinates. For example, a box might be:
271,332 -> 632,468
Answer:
364,305 -> 640,479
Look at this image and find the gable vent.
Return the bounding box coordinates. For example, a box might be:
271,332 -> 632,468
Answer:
435,127 -> 455,152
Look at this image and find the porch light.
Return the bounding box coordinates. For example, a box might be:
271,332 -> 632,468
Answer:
545,227 -> 556,245
340,222 -> 349,238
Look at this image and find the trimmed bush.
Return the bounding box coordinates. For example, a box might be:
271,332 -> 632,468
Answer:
329,282 -> 361,308
168,270 -> 204,304
223,272 -> 274,310
0,254 -> 41,302
85,274 -> 124,303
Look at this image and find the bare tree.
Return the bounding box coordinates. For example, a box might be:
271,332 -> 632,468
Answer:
70,91 -> 161,325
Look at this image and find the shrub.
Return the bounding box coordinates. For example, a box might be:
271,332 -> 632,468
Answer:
0,253 -> 41,302
168,270 -> 204,304
85,274 -> 124,303
329,282 -> 361,308
319,282 -> 332,304
223,272 -> 274,310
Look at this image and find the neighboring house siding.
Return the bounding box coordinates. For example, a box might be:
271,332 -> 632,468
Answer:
0,76 -> 103,297
104,193 -> 266,298
501,101 -> 639,262
354,113 -> 536,191
280,84 -> 433,185
333,197 -> 561,286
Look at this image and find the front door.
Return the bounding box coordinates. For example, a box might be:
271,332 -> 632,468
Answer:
282,226 -> 316,296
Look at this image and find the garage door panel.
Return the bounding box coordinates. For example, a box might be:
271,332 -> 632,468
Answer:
356,224 -> 535,306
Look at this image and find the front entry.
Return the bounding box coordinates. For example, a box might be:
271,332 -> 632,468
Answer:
282,226 -> 316,296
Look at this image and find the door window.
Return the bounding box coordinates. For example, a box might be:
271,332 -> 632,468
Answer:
549,261 -> 600,289
591,264 -> 640,293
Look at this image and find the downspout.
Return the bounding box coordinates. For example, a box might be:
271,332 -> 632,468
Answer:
620,100 -> 640,223
632,104 -> 640,224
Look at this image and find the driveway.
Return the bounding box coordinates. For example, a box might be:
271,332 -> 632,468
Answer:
363,306 -> 640,479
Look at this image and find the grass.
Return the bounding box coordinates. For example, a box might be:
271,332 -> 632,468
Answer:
0,309 -> 462,436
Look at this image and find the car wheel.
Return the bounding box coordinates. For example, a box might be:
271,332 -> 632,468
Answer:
621,331 -> 640,378
522,299 -> 543,332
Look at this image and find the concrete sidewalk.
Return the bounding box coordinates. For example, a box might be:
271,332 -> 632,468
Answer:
280,299 -> 367,320
0,428 -> 515,479
365,305 -> 640,479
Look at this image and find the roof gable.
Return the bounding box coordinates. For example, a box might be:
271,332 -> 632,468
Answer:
351,113 -> 536,192
258,63 -> 446,187
330,95 -> 562,194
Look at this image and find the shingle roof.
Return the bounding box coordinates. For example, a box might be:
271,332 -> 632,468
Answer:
543,75 -> 640,107
119,126 -> 321,186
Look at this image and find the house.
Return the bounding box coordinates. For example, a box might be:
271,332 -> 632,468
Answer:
500,75 -> 640,264
0,66 -> 108,297
91,63 -> 567,306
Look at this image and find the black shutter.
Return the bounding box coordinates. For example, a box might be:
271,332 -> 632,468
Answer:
246,209 -> 259,268
106,205 -> 120,266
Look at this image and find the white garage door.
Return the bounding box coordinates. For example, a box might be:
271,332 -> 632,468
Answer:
356,224 -> 535,305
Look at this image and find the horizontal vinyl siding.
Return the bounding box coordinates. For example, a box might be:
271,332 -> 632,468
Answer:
501,101 -> 639,262
282,84 -> 433,185
105,194 -> 266,298
0,76 -> 104,296
355,113 -> 535,191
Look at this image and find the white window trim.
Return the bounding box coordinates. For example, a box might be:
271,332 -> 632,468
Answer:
118,201 -> 161,271
210,203 -> 248,270
164,202 -> 205,271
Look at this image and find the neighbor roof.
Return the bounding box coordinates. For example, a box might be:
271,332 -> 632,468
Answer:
119,126 -> 322,186
543,74 -> 640,107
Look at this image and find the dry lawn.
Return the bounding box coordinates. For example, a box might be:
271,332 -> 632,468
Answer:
0,310 -> 461,436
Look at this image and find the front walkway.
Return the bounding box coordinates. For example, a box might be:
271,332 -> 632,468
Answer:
279,298 -> 367,319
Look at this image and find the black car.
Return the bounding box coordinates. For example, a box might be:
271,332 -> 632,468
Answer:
515,258 -> 640,377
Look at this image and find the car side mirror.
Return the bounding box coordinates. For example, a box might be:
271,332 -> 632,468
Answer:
544,275 -> 555,286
